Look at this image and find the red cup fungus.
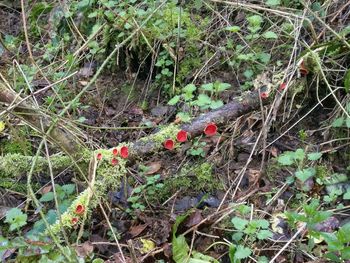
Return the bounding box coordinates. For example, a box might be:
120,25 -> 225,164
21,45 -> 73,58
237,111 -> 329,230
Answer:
97,153 -> 102,160
204,123 -> 217,136
300,61 -> 309,76
260,92 -> 269,99
279,82 -> 287,92
111,158 -> 118,166
120,146 -> 129,158
112,148 -> 118,156
72,217 -> 79,225
75,204 -> 85,215
176,130 -> 188,142
164,139 -> 175,150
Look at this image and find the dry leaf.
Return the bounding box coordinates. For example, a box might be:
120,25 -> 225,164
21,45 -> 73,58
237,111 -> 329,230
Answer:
73,241 -> 94,258
144,161 -> 162,175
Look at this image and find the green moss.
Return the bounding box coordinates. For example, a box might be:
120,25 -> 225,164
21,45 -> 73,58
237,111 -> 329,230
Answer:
0,154 -> 71,178
153,162 -> 223,202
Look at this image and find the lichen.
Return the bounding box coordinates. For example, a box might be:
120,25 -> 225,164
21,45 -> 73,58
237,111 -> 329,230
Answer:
0,154 -> 71,178
46,148 -> 128,236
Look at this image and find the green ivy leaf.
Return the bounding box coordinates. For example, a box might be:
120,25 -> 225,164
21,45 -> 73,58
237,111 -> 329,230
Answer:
307,152 -> 322,161
263,31 -> 278,39
231,217 -> 248,231
295,167 -> 316,182
5,208 -> 27,231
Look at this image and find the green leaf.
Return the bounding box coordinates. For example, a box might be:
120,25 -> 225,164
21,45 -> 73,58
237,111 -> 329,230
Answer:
195,94 -> 212,107
321,232 -> 344,251
277,152 -> 295,165
182,84 -> 197,94
247,15 -> 263,27
307,152 -> 322,161
344,190 -> 350,200
62,184 -> 75,195
332,117 -> 344,127
176,112 -> 191,122
200,83 -> 214,92
341,247 -> 350,260
263,31 -> 278,39
190,251 -> 219,263
5,208 -> 27,231
231,217 -> 249,231
294,148 -> 305,161
232,232 -> 244,242
235,245 -> 252,259
168,95 -> 181,105
257,229 -> 273,240
266,0 -> 280,6
173,235 -> 189,263
209,100 -> 224,109
344,69 -> 350,93
243,69 -> 254,79
346,117 -> 350,128
39,192 -> 55,202
295,167 -> 316,182
257,52 -> 271,64
225,26 -> 240,33
216,82 -> 231,92
255,219 -> 269,229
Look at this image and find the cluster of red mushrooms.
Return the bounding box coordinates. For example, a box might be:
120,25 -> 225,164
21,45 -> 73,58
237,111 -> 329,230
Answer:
164,122 -> 218,150
72,204 -> 85,225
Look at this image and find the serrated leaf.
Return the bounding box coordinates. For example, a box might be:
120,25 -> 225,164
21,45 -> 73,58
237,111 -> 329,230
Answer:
231,217 -> 248,231
235,245 -> 252,259
209,100 -> 224,109
182,84 -> 197,94
344,69 -> 350,93
168,95 -> 180,105
257,229 -> 273,240
307,152 -> 322,161
39,192 -> 54,202
5,208 -> 27,231
195,94 -> 212,107
200,83 -> 214,92
295,167 -> 316,182
294,148 -> 305,161
263,31 -> 278,39
277,152 -> 295,165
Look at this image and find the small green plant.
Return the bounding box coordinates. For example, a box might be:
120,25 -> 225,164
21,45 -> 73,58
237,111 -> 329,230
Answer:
168,82 -> 231,122
127,174 -> 164,213
5,208 -> 28,232
228,205 -> 272,262
187,139 -> 207,157
277,148 -> 322,184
